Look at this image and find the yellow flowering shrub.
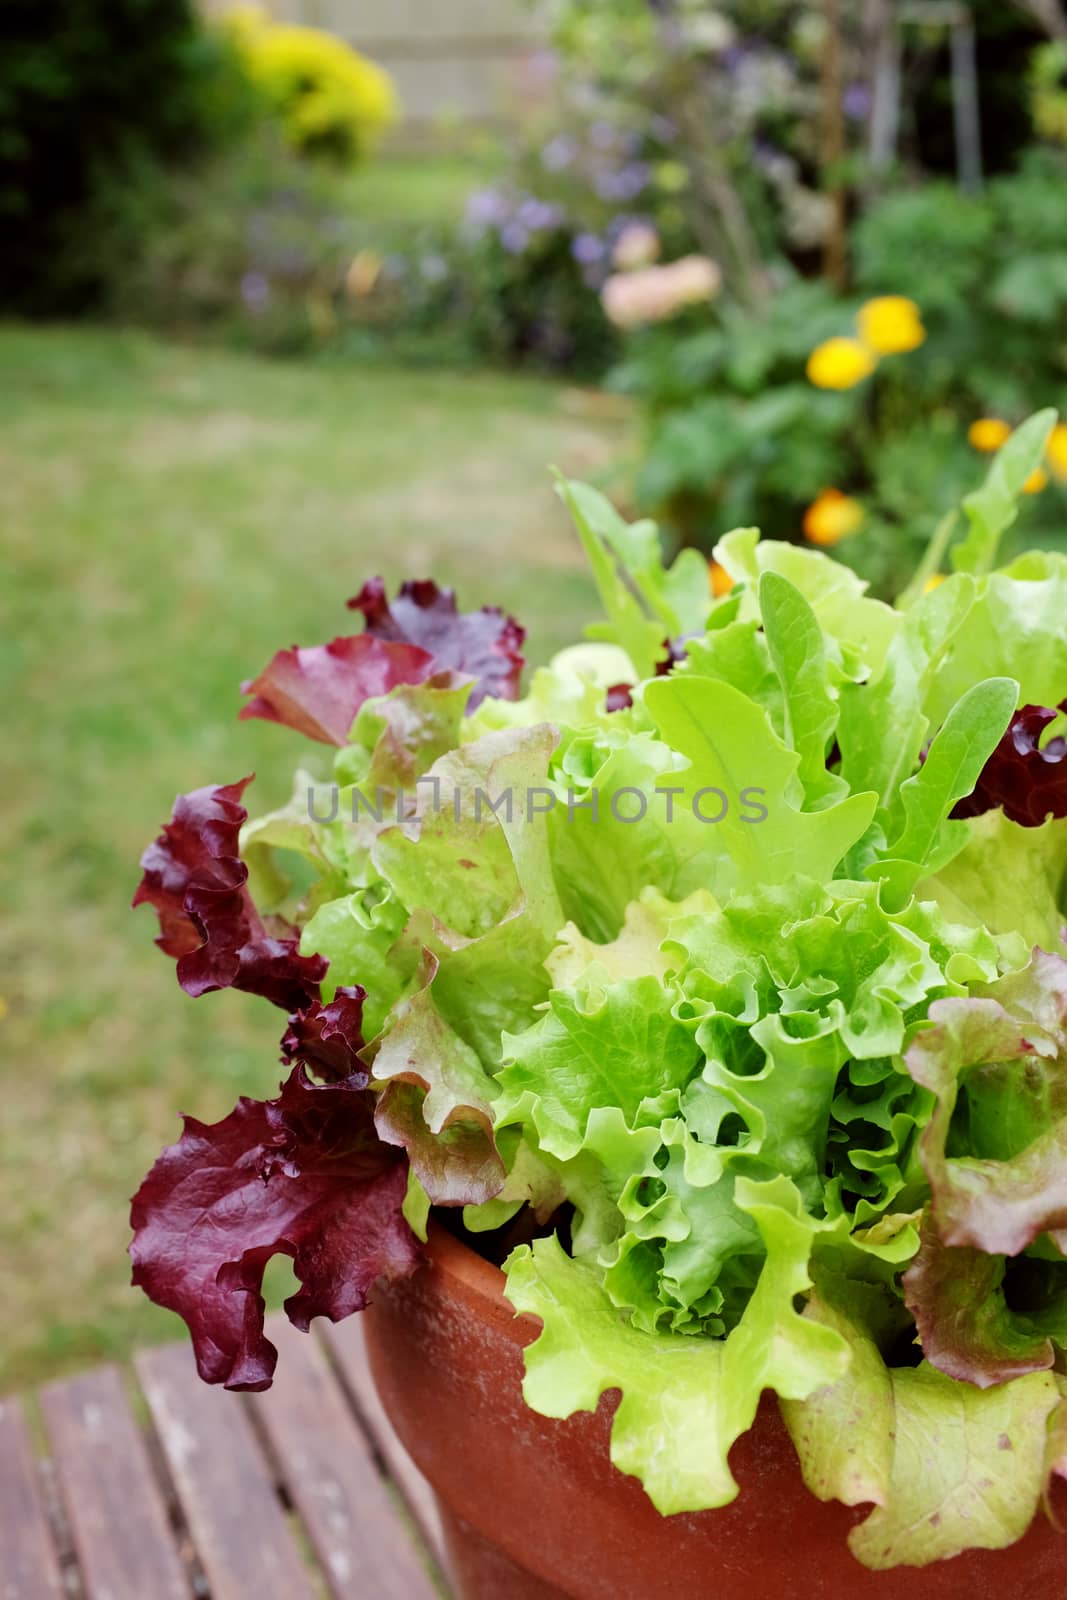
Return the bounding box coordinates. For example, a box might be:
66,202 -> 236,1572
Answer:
805,337 -> 875,391
228,8 -> 397,163
856,296 -> 925,355
968,418 -> 1012,453
802,488 -> 864,546
1047,423 -> 1067,481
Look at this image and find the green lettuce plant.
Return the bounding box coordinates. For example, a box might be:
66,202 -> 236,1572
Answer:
132,413 -> 1067,1571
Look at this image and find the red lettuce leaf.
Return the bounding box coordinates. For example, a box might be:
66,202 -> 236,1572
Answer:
133,778 -> 325,1010
281,986 -> 368,1083
348,578 -> 525,708
605,682 -> 634,712
905,952 -> 1067,1256
129,1066 -> 422,1390
903,1211 -> 1055,1388
953,701 -> 1067,827
240,634 -> 435,745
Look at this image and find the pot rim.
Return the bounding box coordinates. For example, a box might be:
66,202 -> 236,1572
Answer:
421,1218 -> 541,1345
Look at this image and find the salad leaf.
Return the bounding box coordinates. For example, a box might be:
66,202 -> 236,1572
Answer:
643,674 -> 877,893
952,410 -> 1056,577
919,808 -> 1067,955
130,1067 -> 420,1390
953,700 -> 1067,827
281,985 -> 367,1083
783,1277 -> 1065,1568
494,976 -> 701,1162
758,571 -> 845,806
905,953 -> 1067,1255
504,1176 -> 848,1514
902,1212 -> 1056,1387
872,676 -> 1018,906
240,635 -> 434,745
369,954 -> 505,1205
348,577 -> 525,707
133,777 -> 326,1010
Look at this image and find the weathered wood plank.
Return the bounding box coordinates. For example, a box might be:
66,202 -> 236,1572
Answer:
253,1317 -> 443,1600
320,1317 -> 445,1565
38,1367 -> 190,1600
0,1397 -> 66,1600
135,1342 -> 316,1600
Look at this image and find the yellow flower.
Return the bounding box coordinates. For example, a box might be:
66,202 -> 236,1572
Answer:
923,574 -> 946,593
968,418 -> 1012,453
1024,466 -> 1049,495
708,560 -> 733,598
1047,422 -> 1067,480
803,489 -> 864,546
806,337 -> 876,391
856,296 -> 926,355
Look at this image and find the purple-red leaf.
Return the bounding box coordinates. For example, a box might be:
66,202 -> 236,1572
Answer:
605,682 -> 634,712
240,634 -> 435,746
133,778 -> 325,1011
953,701 -> 1067,826
281,986 -> 368,1083
348,578 -> 525,708
129,1067 -> 422,1390
903,1212 -> 1055,1388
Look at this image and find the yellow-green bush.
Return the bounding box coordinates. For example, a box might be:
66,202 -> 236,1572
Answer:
228,7 -> 397,163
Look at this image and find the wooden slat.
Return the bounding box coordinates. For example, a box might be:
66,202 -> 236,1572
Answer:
38,1367 -> 189,1600
253,1317 -> 443,1600
320,1318 -> 445,1564
0,1397 -> 65,1600
135,1342 -> 316,1600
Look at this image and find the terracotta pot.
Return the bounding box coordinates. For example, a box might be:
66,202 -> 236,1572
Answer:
363,1222 -> 1065,1600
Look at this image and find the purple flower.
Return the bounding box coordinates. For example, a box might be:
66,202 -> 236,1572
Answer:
500,221 -> 531,255
541,133 -> 577,172
571,232 -> 605,265
590,120 -> 618,151
465,187 -> 509,229
843,83 -> 871,122
594,162 -> 651,203
240,271 -> 270,314
517,197 -> 564,232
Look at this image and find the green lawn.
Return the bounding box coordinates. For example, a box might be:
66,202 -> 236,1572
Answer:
0,324 -> 624,1392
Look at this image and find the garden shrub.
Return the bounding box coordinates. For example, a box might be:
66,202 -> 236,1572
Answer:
226,8 -> 397,164
0,0 -> 255,313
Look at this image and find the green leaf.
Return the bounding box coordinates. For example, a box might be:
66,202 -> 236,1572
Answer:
952,410 -> 1057,577
783,1280 -> 1065,1569
871,676 -> 1018,906
503,1176 -> 849,1514
555,477 -> 666,678
494,976 -> 701,1162
758,571 -> 844,806
904,953 -> 1067,1257
370,954 -> 505,1205
643,674 -> 877,892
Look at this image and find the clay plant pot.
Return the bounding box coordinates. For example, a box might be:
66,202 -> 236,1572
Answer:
363,1221 -> 1065,1600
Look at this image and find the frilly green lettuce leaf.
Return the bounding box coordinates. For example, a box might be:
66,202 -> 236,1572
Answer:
494,976 -> 701,1162
504,1175 -> 849,1515
300,885 -> 414,1038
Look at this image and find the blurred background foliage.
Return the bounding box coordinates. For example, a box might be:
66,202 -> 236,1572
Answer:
7,0 -> 1067,592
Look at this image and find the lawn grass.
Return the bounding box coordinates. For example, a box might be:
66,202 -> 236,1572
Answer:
0,324 -> 625,1392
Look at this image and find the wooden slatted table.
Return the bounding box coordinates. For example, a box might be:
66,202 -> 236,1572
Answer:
1,1316 -> 453,1600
